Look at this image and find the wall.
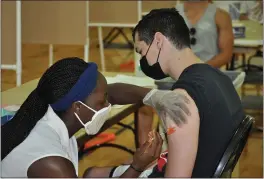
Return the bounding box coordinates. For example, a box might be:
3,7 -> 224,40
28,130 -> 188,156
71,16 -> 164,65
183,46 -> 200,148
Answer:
142,1 -> 177,13
2,1 -> 16,64
22,1 -> 87,45
1,1 -> 179,65
89,1 -> 138,24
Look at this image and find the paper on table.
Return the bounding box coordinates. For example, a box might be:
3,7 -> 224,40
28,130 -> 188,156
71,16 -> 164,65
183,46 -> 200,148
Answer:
232,22 -> 244,27
112,105 -> 125,109
106,74 -> 156,87
234,39 -> 263,46
2,105 -> 21,112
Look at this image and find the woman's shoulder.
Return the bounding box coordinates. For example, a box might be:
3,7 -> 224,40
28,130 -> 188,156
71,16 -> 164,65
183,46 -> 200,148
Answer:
2,122 -> 70,168
1,134 -> 70,178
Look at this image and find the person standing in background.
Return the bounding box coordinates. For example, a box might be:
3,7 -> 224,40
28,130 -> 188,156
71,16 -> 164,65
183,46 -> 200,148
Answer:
240,1 -> 263,23
176,0 -> 234,68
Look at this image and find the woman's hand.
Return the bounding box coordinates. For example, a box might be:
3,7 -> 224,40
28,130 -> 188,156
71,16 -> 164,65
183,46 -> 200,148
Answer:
131,130 -> 163,172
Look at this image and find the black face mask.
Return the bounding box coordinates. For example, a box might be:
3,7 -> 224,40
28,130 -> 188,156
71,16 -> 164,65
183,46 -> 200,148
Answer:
139,40 -> 168,80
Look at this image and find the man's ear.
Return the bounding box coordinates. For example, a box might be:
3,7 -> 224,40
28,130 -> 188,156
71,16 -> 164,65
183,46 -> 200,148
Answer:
72,101 -> 81,115
154,32 -> 164,49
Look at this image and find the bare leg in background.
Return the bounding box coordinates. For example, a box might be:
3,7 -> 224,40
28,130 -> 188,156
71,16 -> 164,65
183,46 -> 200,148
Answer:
137,106 -> 154,147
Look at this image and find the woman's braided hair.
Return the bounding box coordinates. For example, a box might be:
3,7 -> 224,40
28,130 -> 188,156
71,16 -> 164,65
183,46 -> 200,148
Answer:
1,57 -> 89,160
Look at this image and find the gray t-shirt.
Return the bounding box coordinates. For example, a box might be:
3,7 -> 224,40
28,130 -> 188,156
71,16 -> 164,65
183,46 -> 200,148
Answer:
176,4 -> 219,62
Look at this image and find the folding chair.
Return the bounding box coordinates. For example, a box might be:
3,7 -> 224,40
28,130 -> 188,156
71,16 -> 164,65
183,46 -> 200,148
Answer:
213,115 -> 254,177
241,51 -> 263,130
88,1 -> 142,72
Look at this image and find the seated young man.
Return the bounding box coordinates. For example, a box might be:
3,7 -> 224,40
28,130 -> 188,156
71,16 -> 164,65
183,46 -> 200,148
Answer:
86,8 -> 244,178
138,0 -> 236,147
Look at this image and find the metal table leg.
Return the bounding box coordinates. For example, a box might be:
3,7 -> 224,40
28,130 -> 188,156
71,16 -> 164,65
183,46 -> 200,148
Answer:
78,109 -> 141,159
134,109 -> 140,149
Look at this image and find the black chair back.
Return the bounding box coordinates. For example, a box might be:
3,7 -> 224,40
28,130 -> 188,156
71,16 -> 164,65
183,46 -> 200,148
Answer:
213,115 -> 254,178
244,51 -> 263,84
247,50 -> 263,72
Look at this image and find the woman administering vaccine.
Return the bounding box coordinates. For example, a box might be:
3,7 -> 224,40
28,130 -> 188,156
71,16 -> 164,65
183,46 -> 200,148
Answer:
1,58 -> 163,178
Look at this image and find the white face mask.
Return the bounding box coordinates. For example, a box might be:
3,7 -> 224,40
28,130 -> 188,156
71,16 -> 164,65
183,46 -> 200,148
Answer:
74,101 -> 111,135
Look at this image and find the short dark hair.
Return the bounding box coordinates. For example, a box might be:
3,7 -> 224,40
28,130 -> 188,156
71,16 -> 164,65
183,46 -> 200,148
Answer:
133,8 -> 190,49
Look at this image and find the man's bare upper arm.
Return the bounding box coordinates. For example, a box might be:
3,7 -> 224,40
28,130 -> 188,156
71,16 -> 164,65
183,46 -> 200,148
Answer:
216,8 -> 234,62
164,89 -> 200,177
27,156 -> 77,178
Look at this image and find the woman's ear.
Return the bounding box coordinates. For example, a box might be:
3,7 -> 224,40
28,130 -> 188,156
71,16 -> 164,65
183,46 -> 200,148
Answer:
72,101 -> 81,115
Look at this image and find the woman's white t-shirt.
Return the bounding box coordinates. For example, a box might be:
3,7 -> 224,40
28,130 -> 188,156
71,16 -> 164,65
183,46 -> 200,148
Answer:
1,106 -> 79,177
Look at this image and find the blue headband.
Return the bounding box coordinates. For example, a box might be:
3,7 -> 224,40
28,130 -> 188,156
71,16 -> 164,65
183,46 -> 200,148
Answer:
50,62 -> 98,111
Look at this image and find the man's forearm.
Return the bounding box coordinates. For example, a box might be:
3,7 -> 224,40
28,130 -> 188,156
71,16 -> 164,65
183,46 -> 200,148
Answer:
206,52 -> 232,68
107,83 -> 151,105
